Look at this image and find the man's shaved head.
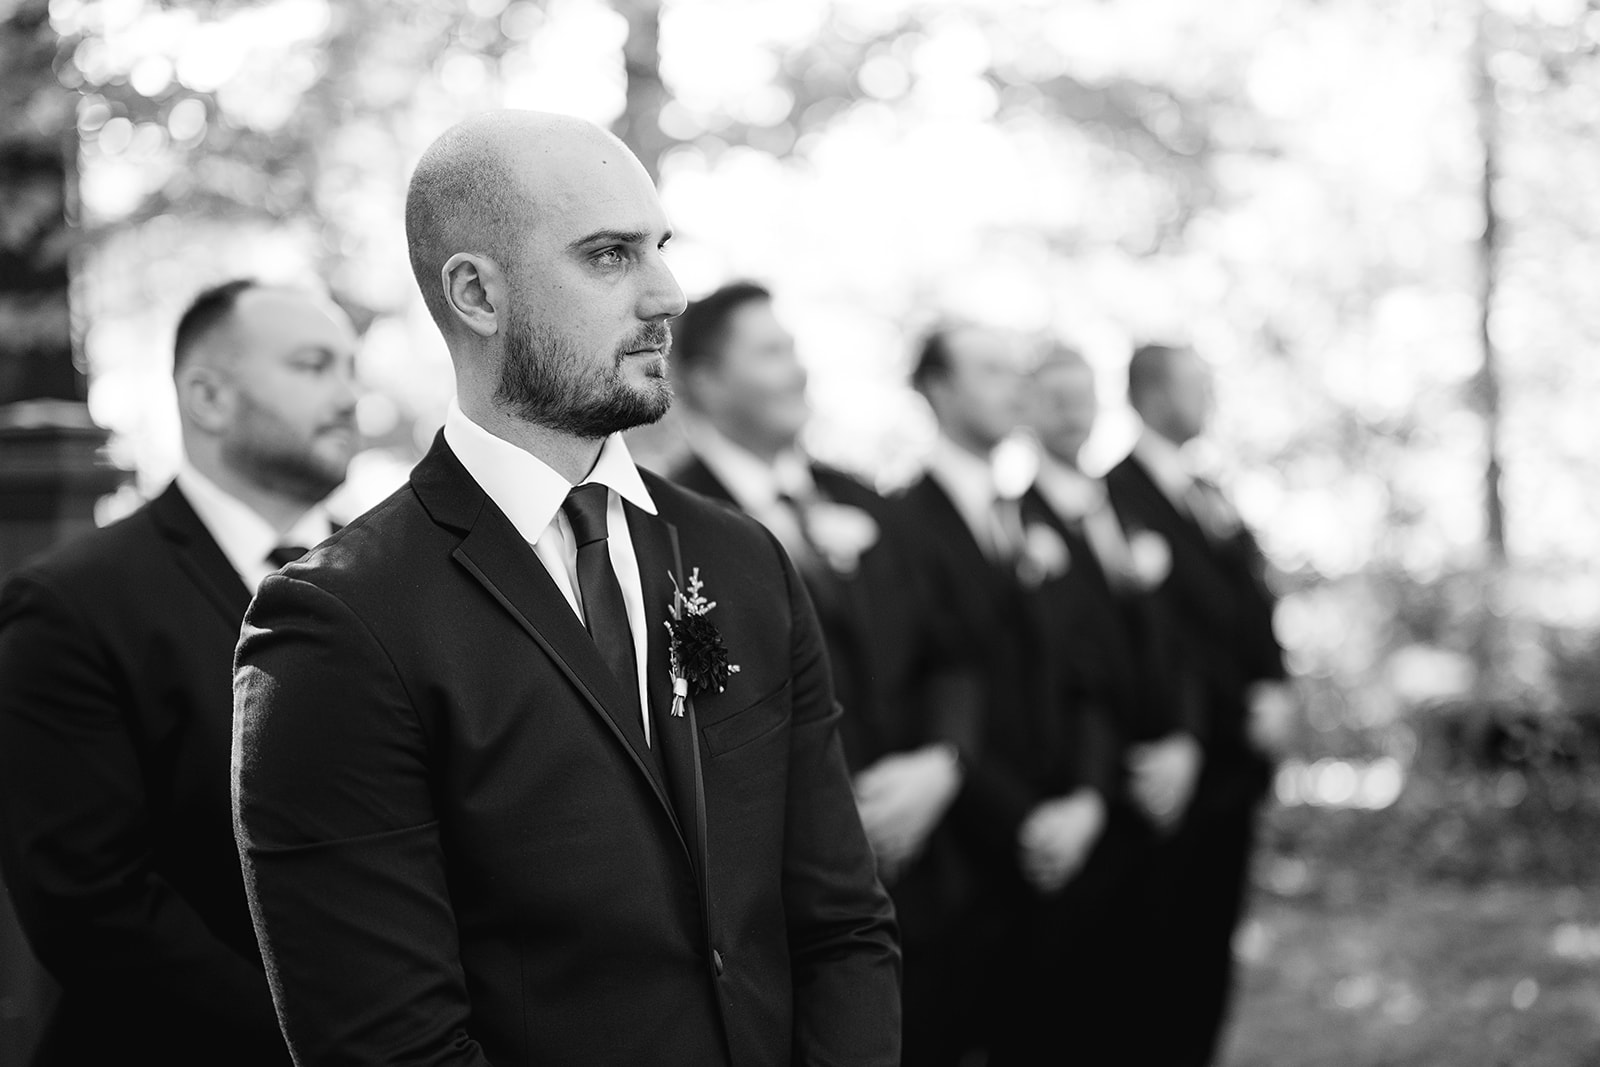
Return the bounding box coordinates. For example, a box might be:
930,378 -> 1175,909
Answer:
404,111 -> 636,332
402,110 -> 686,454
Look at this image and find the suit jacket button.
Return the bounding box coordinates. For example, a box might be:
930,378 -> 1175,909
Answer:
712,949 -> 725,976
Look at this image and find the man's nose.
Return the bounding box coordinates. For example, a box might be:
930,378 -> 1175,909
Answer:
641,252 -> 687,321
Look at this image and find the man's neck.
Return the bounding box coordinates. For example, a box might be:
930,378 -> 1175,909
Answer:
184,449 -> 319,538
938,424 -> 998,463
460,395 -> 604,484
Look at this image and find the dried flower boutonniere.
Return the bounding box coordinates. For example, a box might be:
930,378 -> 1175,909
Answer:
1016,522 -> 1072,588
665,566 -> 740,717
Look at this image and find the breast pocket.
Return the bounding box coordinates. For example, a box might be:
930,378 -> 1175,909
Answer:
700,682 -> 790,757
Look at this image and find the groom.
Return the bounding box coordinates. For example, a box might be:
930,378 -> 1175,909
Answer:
232,111 -> 900,1066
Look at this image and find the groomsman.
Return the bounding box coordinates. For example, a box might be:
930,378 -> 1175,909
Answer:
1007,344 -> 1206,1063
0,280 -> 359,1065
233,112 -> 898,1066
667,283 -> 982,1012
892,324 -> 1106,1066
1106,342 -> 1295,1066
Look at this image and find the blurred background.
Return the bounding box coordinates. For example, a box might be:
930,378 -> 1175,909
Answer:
3,0 -> 1599,1062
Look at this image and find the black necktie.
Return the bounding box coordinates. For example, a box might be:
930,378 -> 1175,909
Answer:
561,484 -> 646,747
266,544 -> 310,569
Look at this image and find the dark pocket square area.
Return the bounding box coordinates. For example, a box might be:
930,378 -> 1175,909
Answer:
700,683 -> 791,756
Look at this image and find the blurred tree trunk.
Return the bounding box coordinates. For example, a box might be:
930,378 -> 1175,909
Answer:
1473,6 -> 1507,568
611,0 -> 691,472
612,0 -> 672,184
1472,4 -> 1514,705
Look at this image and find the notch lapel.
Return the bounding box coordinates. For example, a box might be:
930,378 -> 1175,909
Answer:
149,483 -> 252,626
449,490 -> 684,845
627,501 -> 708,894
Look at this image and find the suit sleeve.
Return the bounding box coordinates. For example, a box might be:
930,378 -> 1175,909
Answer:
0,573 -> 287,1063
233,573 -> 488,1067
774,546 -> 903,1066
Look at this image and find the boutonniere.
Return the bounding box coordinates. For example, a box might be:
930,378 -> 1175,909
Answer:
1017,522 -> 1071,588
1125,529 -> 1172,591
801,501 -> 879,576
665,566 -> 740,717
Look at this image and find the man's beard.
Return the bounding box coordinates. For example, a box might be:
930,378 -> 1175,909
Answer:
223,399 -> 353,506
496,316 -> 674,439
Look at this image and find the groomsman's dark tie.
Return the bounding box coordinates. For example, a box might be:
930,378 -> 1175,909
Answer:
561,483 -> 647,748
266,544 -> 310,568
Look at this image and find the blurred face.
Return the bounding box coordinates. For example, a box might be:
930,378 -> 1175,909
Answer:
1161,348 -> 1214,444
1027,359 -> 1097,466
216,289 -> 359,504
494,136 -> 687,438
693,298 -> 809,456
928,327 -> 1026,452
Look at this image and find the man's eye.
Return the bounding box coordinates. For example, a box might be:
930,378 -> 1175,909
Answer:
594,248 -> 625,267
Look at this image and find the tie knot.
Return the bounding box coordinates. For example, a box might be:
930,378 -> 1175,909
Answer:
267,544 -> 310,568
562,483 -> 611,547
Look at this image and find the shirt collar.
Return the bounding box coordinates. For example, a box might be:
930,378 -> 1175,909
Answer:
684,418 -> 814,511
1132,426 -> 1194,505
442,398 -> 656,545
174,461 -> 333,580
1031,451 -> 1106,521
925,434 -> 999,537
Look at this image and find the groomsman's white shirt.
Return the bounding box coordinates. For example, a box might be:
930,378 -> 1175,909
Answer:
175,462 -> 335,595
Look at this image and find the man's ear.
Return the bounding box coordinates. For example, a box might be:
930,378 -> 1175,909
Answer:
442,253 -> 504,338
174,364 -> 235,434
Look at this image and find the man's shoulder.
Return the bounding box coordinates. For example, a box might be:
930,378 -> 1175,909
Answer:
643,468 -> 776,547
6,490 -> 173,592
661,452 -> 733,505
810,463 -> 886,513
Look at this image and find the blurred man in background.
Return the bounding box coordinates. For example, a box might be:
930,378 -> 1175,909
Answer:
668,286 -> 986,1043
1107,342 -> 1296,1066
0,279 -> 358,1065
1012,343 -> 1206,1062
892,323 -> 1096,1066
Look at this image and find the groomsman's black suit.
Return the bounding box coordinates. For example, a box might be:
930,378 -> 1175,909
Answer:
887,474 -> 1083,1066
1106,453 -> 1286,1066
669,454 -> 987,965
992,484 -> 1202,1062
0,485 -> 288,1066
667,455 -> 970,773
233,434 -> 901,1066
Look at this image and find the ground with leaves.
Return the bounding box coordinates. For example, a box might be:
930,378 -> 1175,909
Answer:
1222,788 -> 1600,1067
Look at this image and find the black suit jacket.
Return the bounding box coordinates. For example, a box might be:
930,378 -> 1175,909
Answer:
668,455 -> 986,944
889,476 -> 1064,877
0,485 -> 288,1065
1019,487 -> 1199,765
667,455 -> 974,773
1104,455 -> 1285,807
232,434 -> 900,1067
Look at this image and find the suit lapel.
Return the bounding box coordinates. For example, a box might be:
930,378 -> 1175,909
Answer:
1121,457 -> 1213,558
414,436 -> 684,847
148,483 -> 252,626
627,501 -> 708,894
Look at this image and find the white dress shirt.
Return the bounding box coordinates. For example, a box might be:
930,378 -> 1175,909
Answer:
443,400 -> 658,744
1032,453 -> 1137,585
925,435 -> 1012,559
174,462 -> 336,595
1131,428 -> 1239,542
1131,428 -> 1195,507
682,419 -> 814,562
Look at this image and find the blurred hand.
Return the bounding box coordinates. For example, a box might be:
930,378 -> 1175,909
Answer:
853,744 -> 962,883
1128,732 -> 1202,832
1247,680 -> 1298,759
1018,789 -> 1107,895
